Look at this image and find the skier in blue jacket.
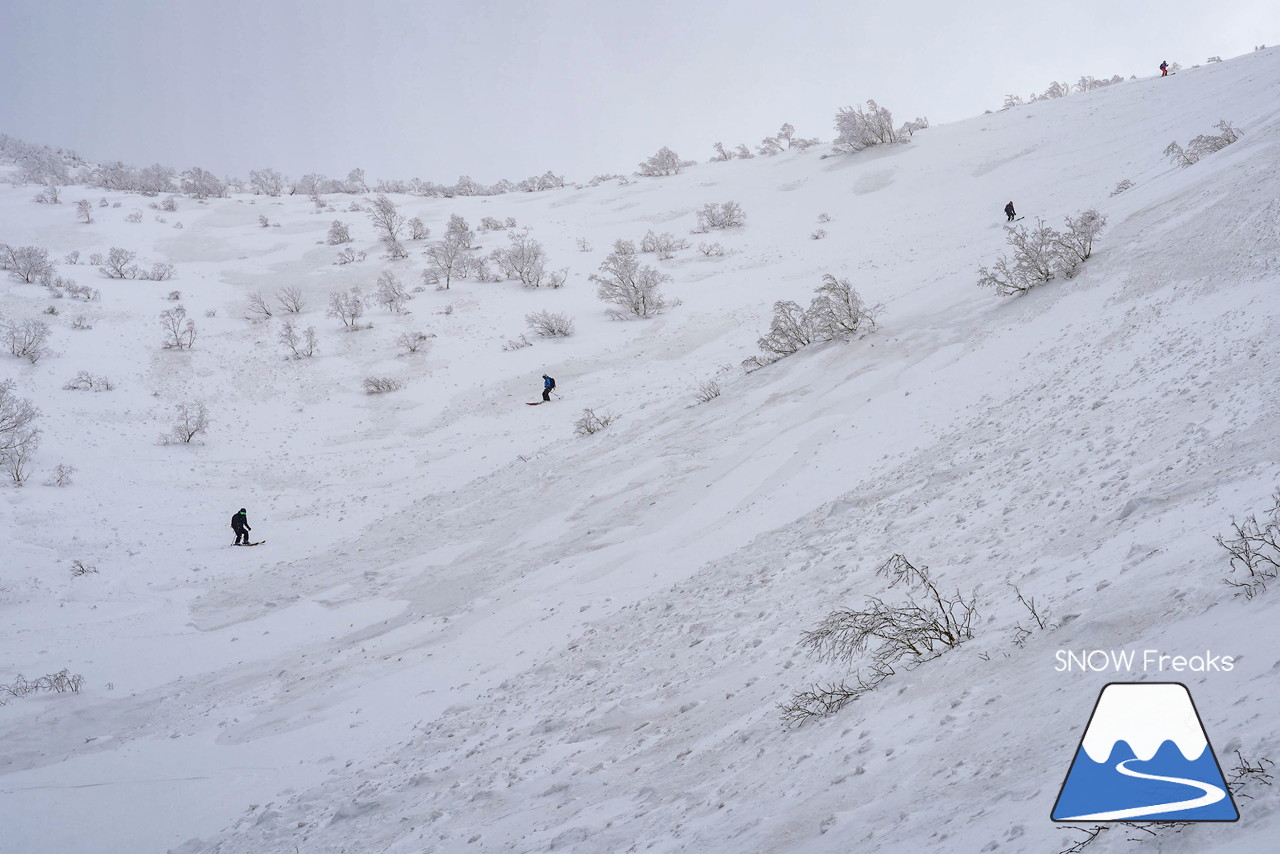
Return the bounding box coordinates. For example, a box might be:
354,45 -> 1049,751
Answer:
542,374 -> 556,402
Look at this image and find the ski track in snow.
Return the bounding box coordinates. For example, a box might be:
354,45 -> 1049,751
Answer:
1,48 -> 1279,854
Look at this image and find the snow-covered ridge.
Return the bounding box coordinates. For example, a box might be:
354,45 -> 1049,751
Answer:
2,48 -> 1279,854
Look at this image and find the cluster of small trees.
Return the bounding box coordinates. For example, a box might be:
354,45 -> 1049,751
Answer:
96,247 -> 175,281
639,229 -> 691,260
780,555 -> 978,726
711,122 -> 822,162
638,146 -> 693,177
2,317 -> 51,364
1164,120 -> 1242,167
696,201 -> 746,232
976,210 -> 1106,296
589,240 -> 673,319
832,100 -> 923,153
0,378 -> 40,484
1218,490 -> 1280,599
1002,74 -> 1127,109
491,230 -> 566,288
744,274 -> 882,371
1,244 -> 53,283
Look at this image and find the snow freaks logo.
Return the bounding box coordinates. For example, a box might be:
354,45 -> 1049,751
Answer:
1051,683 -> 1239,822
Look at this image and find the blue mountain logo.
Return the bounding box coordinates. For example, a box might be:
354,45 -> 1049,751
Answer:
1051,682 -> 1239,821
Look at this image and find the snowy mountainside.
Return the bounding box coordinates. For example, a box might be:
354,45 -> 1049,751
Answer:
1,49 -> 1279,854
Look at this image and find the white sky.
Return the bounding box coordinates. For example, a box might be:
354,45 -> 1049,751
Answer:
1,0 -> 1274,185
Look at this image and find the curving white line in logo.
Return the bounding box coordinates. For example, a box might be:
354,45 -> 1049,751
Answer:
1057,758 -> 1227,821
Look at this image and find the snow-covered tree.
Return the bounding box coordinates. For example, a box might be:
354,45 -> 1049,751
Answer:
491,230 -> 556,287
136,164 -> 177,196
696,201 -> 746,231
3,318 -> 51,364
99,247 -> 138,279
249,168 -> 286,197
374,271 -> 410,313
180,167 -> 226,199
833,100 -> 902,152
367,194 -> 405,245
590,240 -> 672,319
75,199 -> 93,223
0,378 -> 39,482
1,245 -> 53,283
327,220 -> 353,245
159,306 -> 197,349
327,287 -> 367,328
445,214 -> 475,249
424,237 -> 470,290
638,146 -> 684,177
408,217 -> 429,240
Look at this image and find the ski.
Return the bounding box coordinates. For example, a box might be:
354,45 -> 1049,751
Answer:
526,401 -> 545,406
233,541 -> 266,547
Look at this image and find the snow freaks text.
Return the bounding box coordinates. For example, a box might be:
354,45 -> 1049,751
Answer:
1054,650 -> 1235,673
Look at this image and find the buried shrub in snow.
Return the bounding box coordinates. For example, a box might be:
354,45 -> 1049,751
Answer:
396,331 -> 433,354
976,210 -> 1106,296
694,378 -> 722,403
695,201 -> 745,231
1,669 -> 84,702
363,376 -> 402,394
1218,490 -> 1280,599
780,555 -> 977,727
327,287 -> 367,328
744,274 -> 881,371
275,285 -> 305,314
1164,119 -> 1243,167
525,310 -> 575,338
573,408 -> 618,436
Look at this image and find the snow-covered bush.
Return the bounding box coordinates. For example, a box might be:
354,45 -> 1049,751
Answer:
640,230 -> 690,259
180,167 -> 225,199
249,168 -> 286,197
63,370 -> 113,391
638,146 -> 685,177
832,100 -> 902,153
423,237 -> 469,289
1,669 -> 83,699
396,331 -> 432,354
1218,490 -> 1280,599
76,199 -> 93,223
327,287 -> 367,329
525,310 -> 575,338
977,211 -> 1106,296
811,229 -> 827,240
744,274 -> 881,370
48,465 -> 76,488
576,237 -> 592,252
162,401 -> 209,444
139,262 -> 175,281
125,210 -> 143,223
781,555 -> 977,726
590,240 -> 673,319
278,320 -> 317,359
696,201 -> 746,231
408,217 -> 429,240
491,231 -> 561,287
446,214 -> 475,249
327,220 -> 353,245
32,183 -> 61,205
363,377 -> 402,394
1,245 -> 53,283
574,408 -> 618,436
159,306 -> 197,349
1110,179 -> 1134,196
502,334 -> 531,351
374,271 -> 410,313
1164,120 -> 1243,167
698,242 -> 725,257
64,251 -> 80,265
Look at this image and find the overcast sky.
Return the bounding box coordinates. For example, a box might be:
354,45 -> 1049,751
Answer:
1,0 -> 1274,186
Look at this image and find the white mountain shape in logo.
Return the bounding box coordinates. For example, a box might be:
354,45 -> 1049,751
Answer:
1081,683 -> 1207,762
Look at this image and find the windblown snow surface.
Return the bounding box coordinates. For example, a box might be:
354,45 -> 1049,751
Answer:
2,50 -> 1279,854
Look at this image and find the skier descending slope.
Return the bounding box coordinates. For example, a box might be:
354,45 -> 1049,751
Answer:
528,374 -> 558,405
231,508 -> 264,546
1004,201 -> 1017,221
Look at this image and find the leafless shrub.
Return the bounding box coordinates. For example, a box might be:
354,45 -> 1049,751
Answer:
363,376 -> 402,394
3,318 -> 51,363
1110,179 -> 1134,196
0,380 -> 40,478
247,291 -> 274,321
138,262 -> 175,281
574,408 -> 618,436
591,240 -> 672,319
697,242 -> 725,257
817,212 -> 832,223
640,230 -> 691,259
1010,584 -> 1056,647
99,247 -> 138,279
278,320 -> 317,358
161,401 -> 210,444
43,305 -> 58,316
977,212 -> 1106,296
576,237 -> 593,252
334,247 -> 358,265
1218,490 -> 1280,599
780,555 -> 977,726
502,334 -> 532,351
275,285 -> 305,314
327,220 -> 353,244
159,306 -> 197,349
396,331 -> 433,354
165,290 -> 181,301
1165,120 -> 1243,167
258,214 -> 271,228
76,199 -> 93,223
70,558 -> 96,574
744,274 -> 881,371
327,287 -> 367,328
64,251 -> 81,265
63,370 -> 113,391
1,670 -> 84,700
1,244 -> 53,283
811,229 -> 827,240
525,310 -> 576,338
408,217 -> 430,240
125,210 -> 143,223
70,315 -> 92,330
694,379 -> 721,403
1227,750 -> 1274,801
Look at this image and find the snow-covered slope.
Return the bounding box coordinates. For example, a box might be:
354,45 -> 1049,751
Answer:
1,49 -> 1278,854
